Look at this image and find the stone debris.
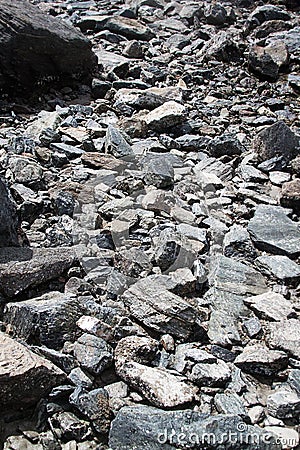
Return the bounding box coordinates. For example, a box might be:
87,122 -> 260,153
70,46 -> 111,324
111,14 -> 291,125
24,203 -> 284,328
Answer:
0,0 -> 300,447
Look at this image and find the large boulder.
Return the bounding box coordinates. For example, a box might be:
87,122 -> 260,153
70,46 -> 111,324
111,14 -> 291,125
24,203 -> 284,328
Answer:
0,177 -> 19,247
0,0 -> 97,92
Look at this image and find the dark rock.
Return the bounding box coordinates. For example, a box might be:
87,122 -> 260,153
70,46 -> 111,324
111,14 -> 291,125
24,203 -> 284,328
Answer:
281,178 -> 300,212
91,79 -> 111,99
109,405 -> 280,449
0,177 -> 20,247
105,125 -> 133,158
0,0 -> 96,93
252,121 -> 299,162
235,344 -> 288,377
207,134 -> 245,158
0,247 -> 76,297
248,41 -> 289,81
247,5 -> 291,30
73,333 -> 113,375
0,332 -> 66,409
4,292 -> 84,350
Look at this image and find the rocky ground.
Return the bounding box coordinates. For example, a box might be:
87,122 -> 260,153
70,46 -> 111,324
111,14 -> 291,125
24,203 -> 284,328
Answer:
0,0 -> 300,449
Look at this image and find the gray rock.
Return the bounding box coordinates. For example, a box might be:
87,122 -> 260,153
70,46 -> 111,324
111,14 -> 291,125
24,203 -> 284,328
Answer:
142,153 -> 174,188
247,5 -> 291,29
288,369 -> 300,394
0,177 -> 19,247
223,225 -> 258,262
105,125 -> 132,158
0,247 -> 76,297
266,319 -> 300,359
69,387 -> 110,435
244,292 -> 295,322
4,292 -> 84,350
248,205 -> 300,256
199,30 -> 242,63
207,134 -> 245,158
214,393 -> 248,420
249,41 -> 289,81
51,411 -> 89,442
73,333 -> 113,375
243,317 -> 262,338
104,16 -> 154,41
109,405 -> 281,449
0,0 -> 96,92
252,121 -> 299,163
255,255 -> 300,281
122,276 -> 197,339
267,389 -> 300,419
235,344 -> 288,377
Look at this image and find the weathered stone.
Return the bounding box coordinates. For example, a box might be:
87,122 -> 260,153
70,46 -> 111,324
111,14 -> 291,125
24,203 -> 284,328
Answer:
4,292 -> 84,350
109,406 -> 281,450
266,319 -> 300,359
144,101 -> 185,131
214,393 -> 248,420
104,16 -> 154,41
249,41 -> 289,81
207,134 -> 245,158
281,178 -> 300,211
244,292 -> 295,322
73,334 -> 113,375
105,125 -> 132,158
0,247 -> 76,297
0,332 -> 66,408
223,225 -> 258,262
252,121 -> 299,163
235,344 -> 288,377
267,390 -> 300,419
0,0 -> 96,92
248,205 -> 300,257
256,255 -> 300,281
122,276 -> 197,339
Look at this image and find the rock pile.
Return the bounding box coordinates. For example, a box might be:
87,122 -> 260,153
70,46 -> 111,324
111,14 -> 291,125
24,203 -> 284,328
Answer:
0,0 -> 300,449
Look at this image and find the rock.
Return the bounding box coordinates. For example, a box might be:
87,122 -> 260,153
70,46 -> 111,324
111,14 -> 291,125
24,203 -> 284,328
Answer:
256,255 -> 300,281
266,319 -> 300,359
204,3 -> 228,26
173,343 -> 231,387
73,334 -> 113,375
223,225 -> 258,262
142,153 -> 174,188
249,41 -> 289,81
0,247 -> 76,297
281,179 -> 300,211
144,101 -> 185,131
267,389 -> 300,419
0,178 -> 19,247
0,0 -> 96,92
123,40 -> 143,58
264,427 -> 299,450
8,156 -> 44,188
199,30 -> 242,63
69,387 -> 110,435
0,332 -> 66,408
269,171 -> 291,186
214,393 -> 248,420
109,405 -> 281,449
252,121 -> 299,163
243,317 -> 262,338
247,5 -> 291,30
235,344 -> 288,377
248,205 -> 300,257
122,276 -> 197,339
91,79 -> 111,99
115,336 -> 196,408
104,16 -> 154,41
288,369 -> 300,394
207,134 -> 245,157
105,125 -> 133,158
244,292 -> 295,322
4,292 -> 84,350
51,411 -> 89,442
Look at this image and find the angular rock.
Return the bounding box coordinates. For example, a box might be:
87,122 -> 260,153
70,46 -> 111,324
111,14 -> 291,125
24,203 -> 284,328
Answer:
105,125 -> 133,158
266,319 -> 300,359
252,121 -> 299,163
267,390 -> 300,419
0,178 -> 19,247
256,255 -> 300,281
73,334 -> 113,375
244,292 -> 295,322
0,247 -> 76,297
214,393 -> 248,420
0,332 -> 65,408
249,41 -> 289,81
281,178 -> 300,211
248,205 -> 300,257
207,134 -> 245,158
105,16 -> 154,41
235,344 -> 288,377
122,276 -> 197,339
0,0 -> 96,92
109,406 -> 280,450
144,101 -> 185,131
4,292 -> 84,350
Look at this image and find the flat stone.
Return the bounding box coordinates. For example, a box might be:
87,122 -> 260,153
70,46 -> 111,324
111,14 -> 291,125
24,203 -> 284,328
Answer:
248,205 -> 300,257
122,276 -> 197,339
256,255 -> 300,281
105,16 -> 154,41
266,319 -> 300,359
0,247 -> 76,297
235,344 -> 288,377
0,332 -> 66,408
109,406 -> 281,450
244,292 -> 295,322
